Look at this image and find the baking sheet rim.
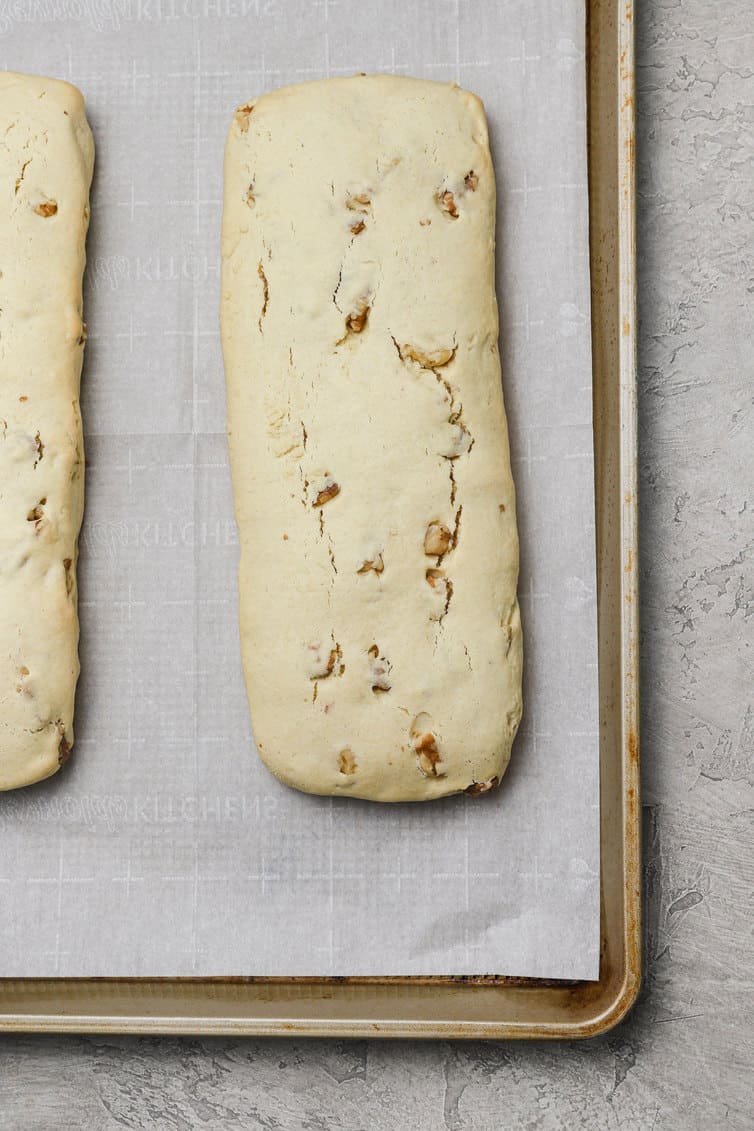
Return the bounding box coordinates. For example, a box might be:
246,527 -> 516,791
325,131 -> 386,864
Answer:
0,0 -> 639,1039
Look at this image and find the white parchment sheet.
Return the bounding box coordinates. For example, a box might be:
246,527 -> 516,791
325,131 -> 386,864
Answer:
0,0 -> 600,978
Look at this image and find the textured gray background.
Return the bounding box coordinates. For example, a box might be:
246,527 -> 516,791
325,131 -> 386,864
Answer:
1,0 -> 753,1127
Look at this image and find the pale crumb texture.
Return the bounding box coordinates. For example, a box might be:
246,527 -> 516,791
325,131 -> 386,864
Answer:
0,72 -> 94,790
221,75 -> 521,802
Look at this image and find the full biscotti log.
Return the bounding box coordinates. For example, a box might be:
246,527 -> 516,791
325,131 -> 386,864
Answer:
221,75 -> 522,802
0,73 -> 94,790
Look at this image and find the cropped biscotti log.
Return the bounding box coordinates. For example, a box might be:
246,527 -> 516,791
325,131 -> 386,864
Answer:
221,75 -> 522,802
0,73 -> 94,790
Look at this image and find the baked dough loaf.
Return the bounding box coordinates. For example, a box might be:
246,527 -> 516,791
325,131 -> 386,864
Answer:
0,73 -> 93,790
221,75 -> 522,802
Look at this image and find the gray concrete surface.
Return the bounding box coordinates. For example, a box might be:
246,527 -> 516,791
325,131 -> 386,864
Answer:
1,1 -> 752,1127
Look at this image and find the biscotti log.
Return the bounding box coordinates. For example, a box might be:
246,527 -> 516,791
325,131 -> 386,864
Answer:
221,75 -> 522,802
0,73 -> 93,790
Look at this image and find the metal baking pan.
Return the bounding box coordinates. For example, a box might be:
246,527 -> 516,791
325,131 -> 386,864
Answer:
0,0 -> 638,1037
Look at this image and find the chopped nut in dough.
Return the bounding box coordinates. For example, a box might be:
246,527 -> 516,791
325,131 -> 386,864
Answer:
368,644 -> 392,694
313,479 -> 340,507
437,189 -> 458,218
338,748 -> 357,775
33,198 -> 58,218
357,553 -> 384,575
424,522 -> 452,556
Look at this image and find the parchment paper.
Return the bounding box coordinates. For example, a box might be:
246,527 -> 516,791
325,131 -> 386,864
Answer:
0,0 -> 600,978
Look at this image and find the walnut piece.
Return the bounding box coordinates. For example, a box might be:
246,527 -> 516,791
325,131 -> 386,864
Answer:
357,553 -> 384,575
424,522 -> 451,556
33,199 -> 58,218
57,725 -> 72,765
346,191 -> 371,213
397,341 -> 456,369
464,170 -> 479,192
235,102 -> 254,131
345,299 -> 370,334
409,713 -> 446,778
26,498 -> 46,530
338,749 -> 357,775
426,570 -> 453,621
465,776 -> 499,796
313,480 -> 340,507
425,568 -> 444,589
437,190 -> 458,218
368,644 -> 392,693
414,732 -> 443,777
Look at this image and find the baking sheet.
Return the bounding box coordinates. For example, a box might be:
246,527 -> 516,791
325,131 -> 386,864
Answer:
0,0 -> 600,979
